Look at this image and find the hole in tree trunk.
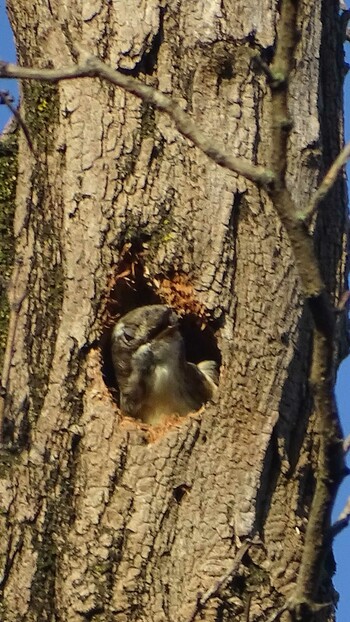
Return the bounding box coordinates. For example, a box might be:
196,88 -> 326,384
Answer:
100,241 -> 221,419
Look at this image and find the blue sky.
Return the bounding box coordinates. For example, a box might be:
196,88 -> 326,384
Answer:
332,34 -> 350,611
0,1 -> 349,620
0,0 -> 18,129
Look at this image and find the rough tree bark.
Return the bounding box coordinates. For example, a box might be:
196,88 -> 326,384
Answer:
0,1 -> 348,622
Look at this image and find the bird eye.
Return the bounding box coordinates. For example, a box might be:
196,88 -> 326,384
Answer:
122,327 -> 135,343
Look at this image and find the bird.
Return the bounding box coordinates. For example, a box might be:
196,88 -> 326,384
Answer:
111,304 -> 218,425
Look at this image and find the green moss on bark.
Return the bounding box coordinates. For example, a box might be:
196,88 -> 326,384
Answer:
22,81 -> 59,152
0,132 -> 18,370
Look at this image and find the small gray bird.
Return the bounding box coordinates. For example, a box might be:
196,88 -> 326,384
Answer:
111,305 -> 218,425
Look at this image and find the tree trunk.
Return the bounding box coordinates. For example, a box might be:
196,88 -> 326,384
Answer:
0,1 -> 347,621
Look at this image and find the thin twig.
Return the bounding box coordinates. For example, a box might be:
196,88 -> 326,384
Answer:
0,57 -> 275,187
343,433 -> 350,454
265,603 -> 288,622
329,495 -> 350,539
0,90 -> 35,153
265,597 -> 330,622
0,260 -> 27,442
244,593 -> 253,622
337,291 -> 350,312
329,515 -> 350,539
186,538 -> 259,622
298,141 -> 350,222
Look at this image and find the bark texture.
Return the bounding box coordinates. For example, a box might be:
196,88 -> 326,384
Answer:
0,1 -> 347,621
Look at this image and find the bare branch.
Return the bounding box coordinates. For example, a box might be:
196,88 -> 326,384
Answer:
261,1 -> 345,618
329,512 -> 350,539
0,260 -> 27,443
298,141 -> 350,223
186,539 -> 257,622
337,291 -> 350,312
343,433 -> 350,453
0,57 -> 275,187
0,89 -> 35,154
265,603 -> 288,622
336,495 -> 350,522
0,57 -> 329,307
266,598 -> 330,622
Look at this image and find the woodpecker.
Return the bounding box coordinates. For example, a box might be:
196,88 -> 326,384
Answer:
111,304 -> 218,425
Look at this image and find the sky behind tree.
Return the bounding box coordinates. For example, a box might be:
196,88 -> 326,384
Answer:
0,0 -> 18,130
0,2 -> 349,620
